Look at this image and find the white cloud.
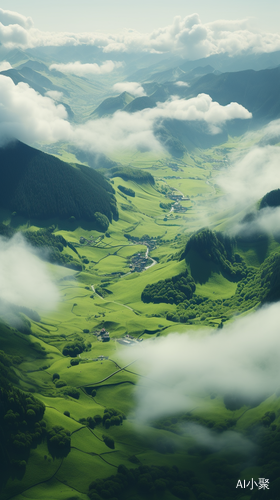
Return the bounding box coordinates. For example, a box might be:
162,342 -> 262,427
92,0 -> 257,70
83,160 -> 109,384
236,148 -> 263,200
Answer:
175,81 -> 189,87
73,110 -> 160,153
217,145 -> 280,211
52,93 -> 251,151
0,60 -> 12,72
0,75 -> 70,146
182,423 -> 256,454
0,8 -> 33,29
1,9 -> 280,58
149,95 -> 251,128
49,60 -> 123,76
112,81 -> 146,97
0,75 -> 251,153
0,21 -> 30,48
0,234 -> 59,311
45,90 -> 64,100
233,206 -> 280,237
120,302 -> 280,423
260,118 -> 280,144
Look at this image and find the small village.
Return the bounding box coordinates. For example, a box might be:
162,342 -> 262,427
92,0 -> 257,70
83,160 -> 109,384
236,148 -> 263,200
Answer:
129,237 -> 157,272
91,354 -> 109,361
94,328 -> 143,346
129,252 -> 149,273
168,193 -> 190,201
94,327 -> 110,342
172,201 -> 188,213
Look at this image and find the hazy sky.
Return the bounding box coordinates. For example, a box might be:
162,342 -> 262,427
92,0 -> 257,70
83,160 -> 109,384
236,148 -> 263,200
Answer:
1,0 -> 280,34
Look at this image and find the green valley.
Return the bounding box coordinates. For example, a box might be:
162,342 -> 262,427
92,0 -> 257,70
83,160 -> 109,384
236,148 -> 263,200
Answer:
1,18 -> 280,500
1,133 -> 280,500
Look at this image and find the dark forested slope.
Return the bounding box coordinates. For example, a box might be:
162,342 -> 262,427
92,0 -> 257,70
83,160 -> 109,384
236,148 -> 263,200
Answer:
0,141 -> 118,226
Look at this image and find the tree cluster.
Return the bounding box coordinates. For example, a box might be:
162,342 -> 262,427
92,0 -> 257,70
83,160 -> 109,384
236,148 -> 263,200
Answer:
118,185 -> 135,197
62,340 -> 86,357
249,424 -> 280,500
94,212 -> 110,232
70,358 -> 80,366
0,222 -> 15,238
24,228 -> 83,270
12,314 -> 33,335
110,166 -> 155,185
52,374 -> 80,399
0,223 -> 83,270
79,414 -> 102,429
102,408 -> 126,429
59,386 -> 80,399
79,409 -> 125,431
47,425 -> 71,458
0,350 -> 20,389
102,435 -> 115,449
166,249 -> 280,324
24,228 -> 67,252
141,271 -> 196,305
0,384 -> 45,477
9,304 -> 41,323
159,202 -> 172,211
88,464 -> 196,500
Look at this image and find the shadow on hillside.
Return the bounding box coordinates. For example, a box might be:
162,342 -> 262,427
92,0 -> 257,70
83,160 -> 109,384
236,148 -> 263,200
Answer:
236,234 -> 269,265
186,250 -> 221,285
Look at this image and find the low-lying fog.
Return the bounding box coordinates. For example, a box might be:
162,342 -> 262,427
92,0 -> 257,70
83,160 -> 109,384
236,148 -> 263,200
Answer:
121,302 -> 280,423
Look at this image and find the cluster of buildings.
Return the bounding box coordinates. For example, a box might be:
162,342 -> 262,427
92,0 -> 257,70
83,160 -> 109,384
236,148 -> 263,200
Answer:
129,238 -> 157,273
80,235 -> 102,245
169,193 -> 190,201
80,236 -> 93,244
141,238 -> 157,252
96,328 -> 110,342
92,355 -> 109,361
172,201 -> 188,213
130,252 -> 149,273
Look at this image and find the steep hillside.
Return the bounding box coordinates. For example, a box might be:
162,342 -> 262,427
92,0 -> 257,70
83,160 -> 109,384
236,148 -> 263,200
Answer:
260,188 -> 280,209
0,141 -> 118,228
0,69 -> 45,94
124,95 -> 155,112
0,68 -> 73,118
91,91 -> 134,117
183,228 -> 246,282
